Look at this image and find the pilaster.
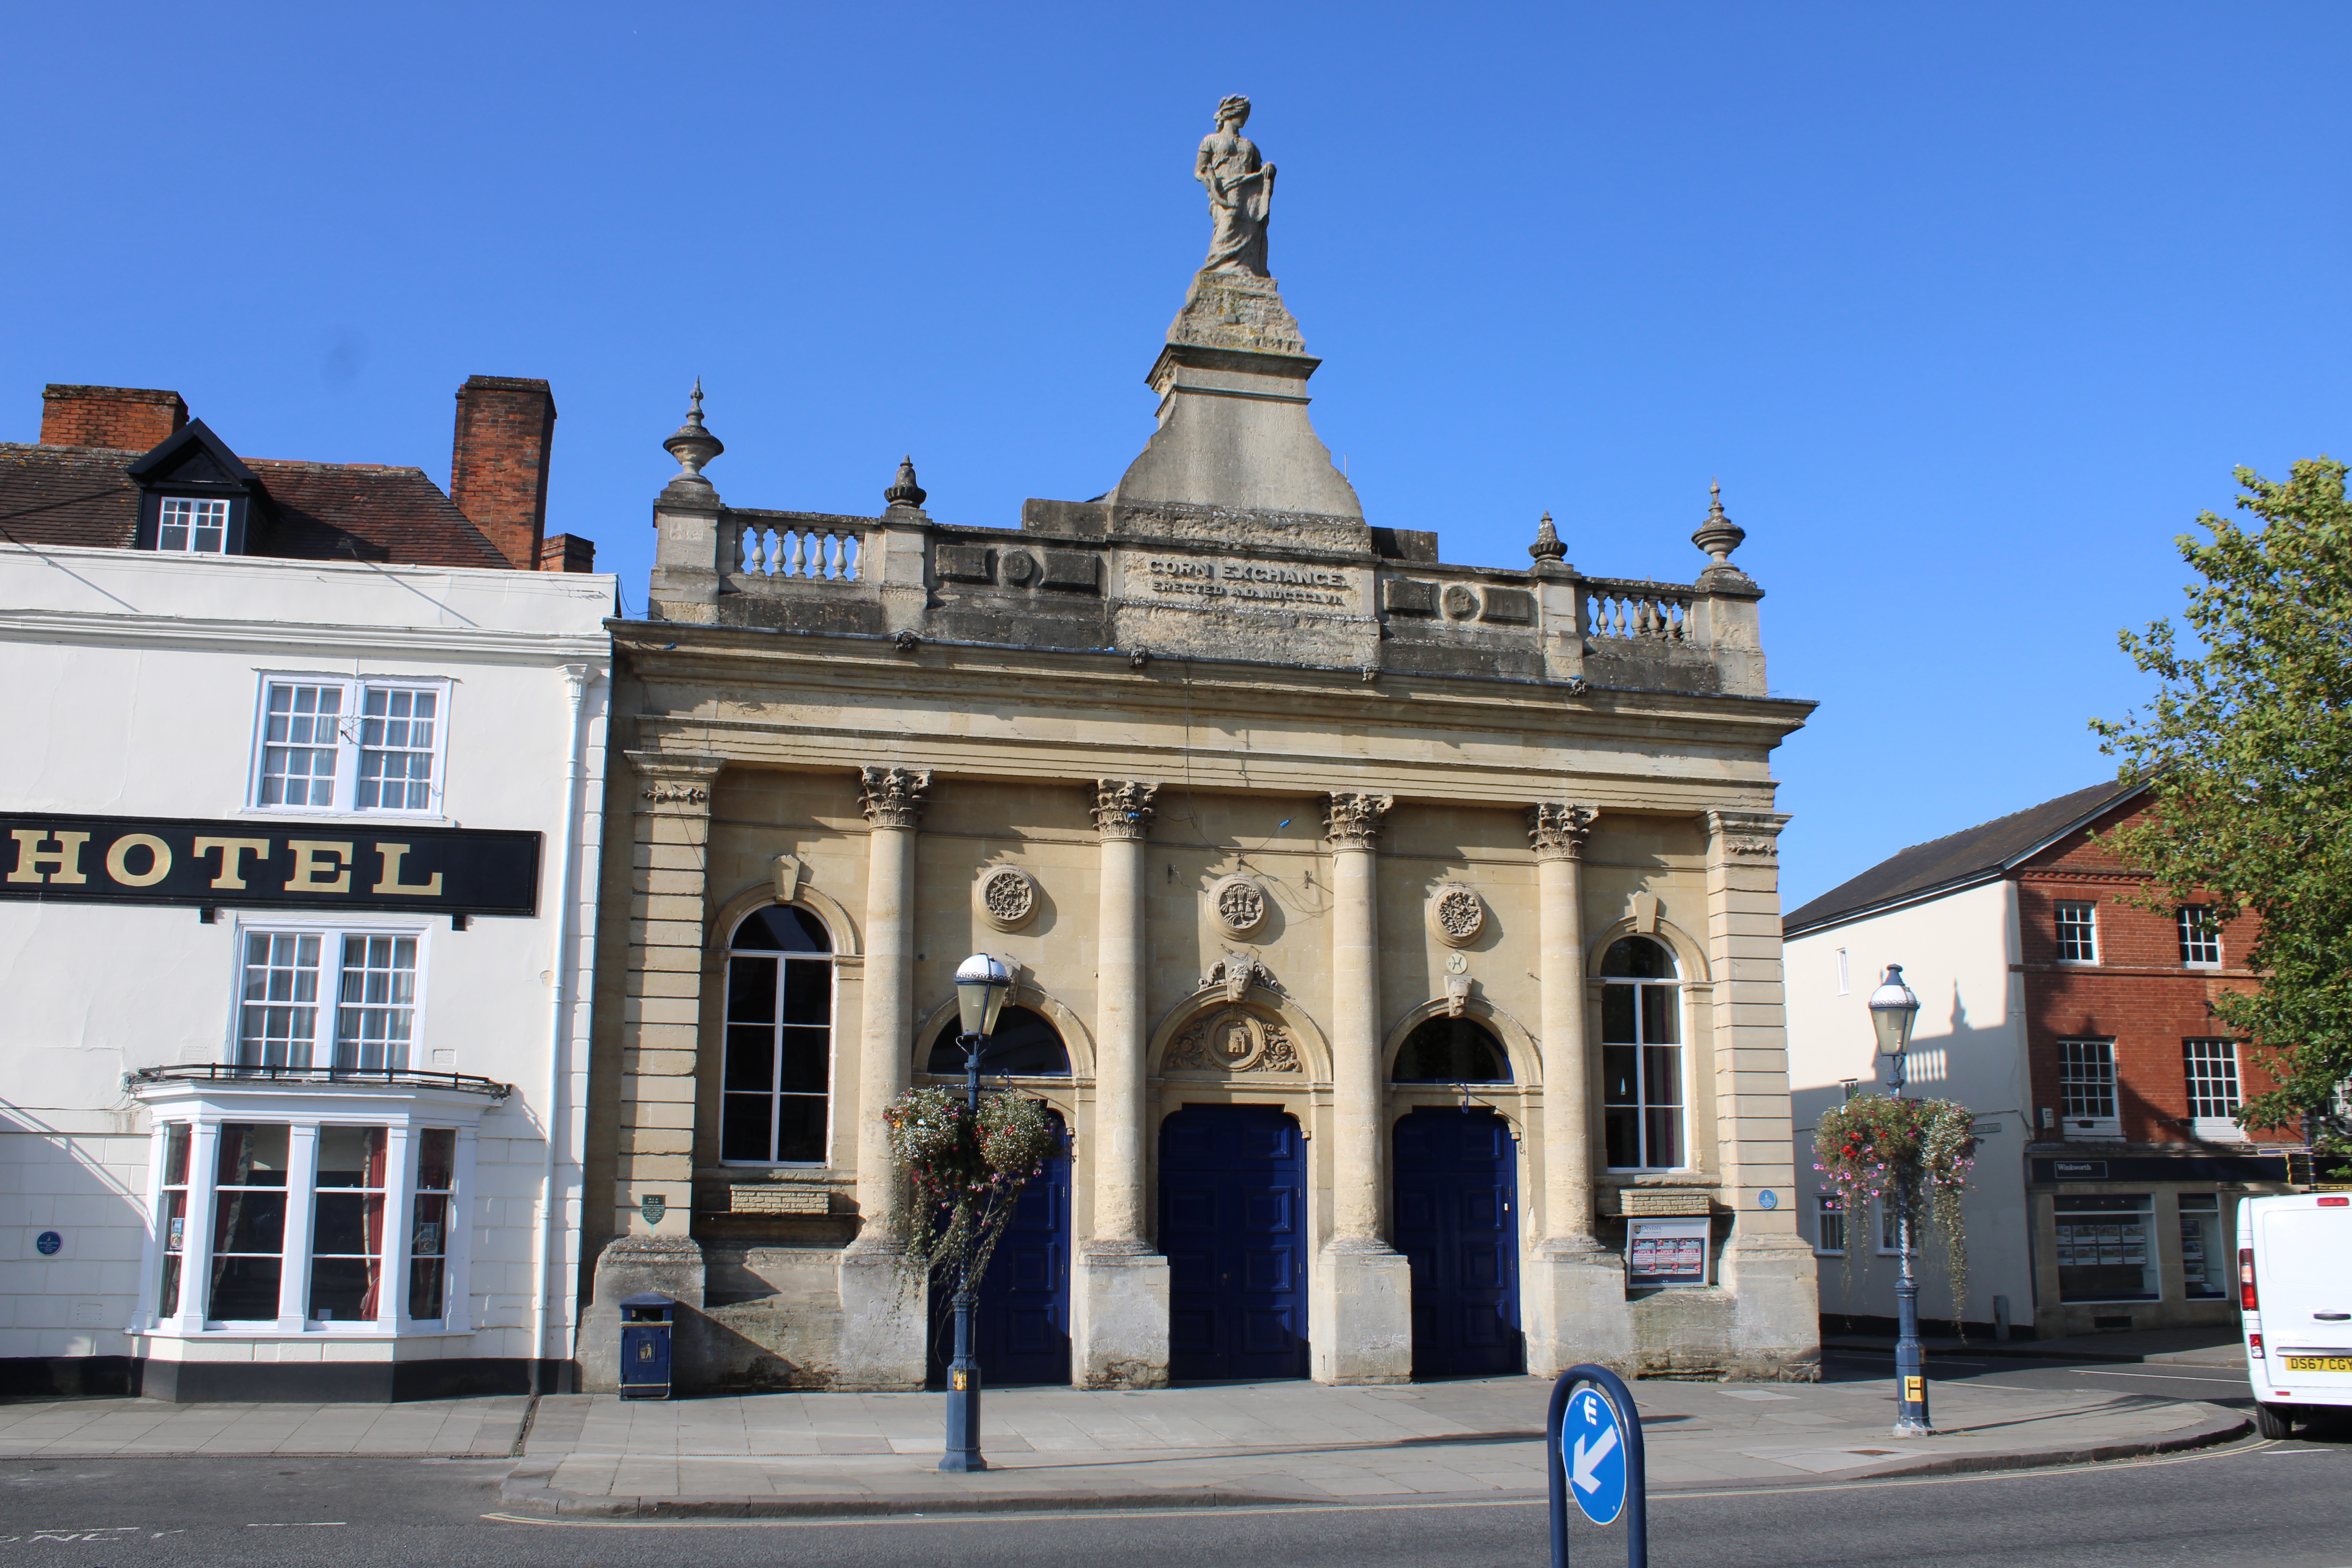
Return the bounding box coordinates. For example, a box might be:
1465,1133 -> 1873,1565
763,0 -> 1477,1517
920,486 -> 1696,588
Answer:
1702,807 -> 1819,1377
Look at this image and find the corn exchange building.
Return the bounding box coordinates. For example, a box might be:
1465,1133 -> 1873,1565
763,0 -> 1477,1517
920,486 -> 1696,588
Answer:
580,102 -> 1821,1392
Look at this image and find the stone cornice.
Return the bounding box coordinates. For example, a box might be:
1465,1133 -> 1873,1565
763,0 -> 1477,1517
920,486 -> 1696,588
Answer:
0,609 -> 611,668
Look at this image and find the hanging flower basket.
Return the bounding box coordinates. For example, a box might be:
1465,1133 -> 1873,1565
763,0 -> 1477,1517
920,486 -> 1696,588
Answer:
884,1083 -> 1057,1296
1813,1094 -> 1978,1320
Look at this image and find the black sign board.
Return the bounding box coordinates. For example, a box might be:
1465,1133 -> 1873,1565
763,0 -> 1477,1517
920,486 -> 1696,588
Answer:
2051,1160 -> 2108,1180
0,813 -> 539,918
2033,1154 -> 2290,1185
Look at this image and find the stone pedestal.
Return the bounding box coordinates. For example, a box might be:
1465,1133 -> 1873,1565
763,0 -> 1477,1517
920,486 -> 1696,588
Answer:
577,1236 -> 705,1394
833,1244 -> 927,1392
1072,1244 -> 1171,1388
1310,1243 -> 1413,1385
1523,1243 -> 1636,1377
1720,1233 -> 1823,1381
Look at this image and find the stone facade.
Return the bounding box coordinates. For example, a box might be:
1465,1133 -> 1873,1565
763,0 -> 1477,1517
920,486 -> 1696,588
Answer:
579,145 -> 1818,1390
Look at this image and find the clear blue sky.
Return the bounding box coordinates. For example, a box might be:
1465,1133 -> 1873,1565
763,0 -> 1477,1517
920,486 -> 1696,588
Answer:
6,2 -> 2345,908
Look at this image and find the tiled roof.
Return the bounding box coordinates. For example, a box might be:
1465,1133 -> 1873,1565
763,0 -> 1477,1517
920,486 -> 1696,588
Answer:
1782,777 -> 2147,937
0,443 -> 508,570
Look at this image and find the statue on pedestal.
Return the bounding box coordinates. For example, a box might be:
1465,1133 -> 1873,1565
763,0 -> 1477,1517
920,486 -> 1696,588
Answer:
1198,95 -> 1275,277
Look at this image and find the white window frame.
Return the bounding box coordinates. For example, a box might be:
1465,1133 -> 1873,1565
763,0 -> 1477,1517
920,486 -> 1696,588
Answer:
2054,900 -> 2099,964
157,496 -> 231,554
246,673 -> 452,818
2058,1037 -> 2122,1139
229,917 -> 432,1073
2177,906 -> 2223,968
2184,1038 -> 2241,1140
717,907 -> 839,1169
129,1088 -> 486,1342
1600,940 -> 1687,1173
1813,1194 -> 1845,1256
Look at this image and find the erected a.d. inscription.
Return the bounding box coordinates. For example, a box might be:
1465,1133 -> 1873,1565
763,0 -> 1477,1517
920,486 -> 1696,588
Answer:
1137,556 -> 1354,609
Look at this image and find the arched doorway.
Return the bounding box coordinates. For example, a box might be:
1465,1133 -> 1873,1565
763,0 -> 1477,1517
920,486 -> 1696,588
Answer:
1391,1017 -> 1521,1378
922,1007 -> 1072,1386
1159,1104 -> 1308,1381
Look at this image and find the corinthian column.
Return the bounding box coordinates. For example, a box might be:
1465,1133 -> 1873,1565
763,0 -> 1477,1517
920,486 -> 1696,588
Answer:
1311,791 -> 1412,1384
1524,801 -> 1632,1375
1073,779 -> 1169,1388
836,764 -> 931,1390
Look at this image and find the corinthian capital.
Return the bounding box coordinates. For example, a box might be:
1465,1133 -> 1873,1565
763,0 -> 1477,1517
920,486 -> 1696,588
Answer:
858,766 -> 933,829
1324,791 -> 1394,850
1528,801 -> 1598,860
1092,779 -> 1160,840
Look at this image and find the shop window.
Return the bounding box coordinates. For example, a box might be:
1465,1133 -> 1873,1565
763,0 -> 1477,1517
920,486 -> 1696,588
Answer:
309,1126 -> 387,1322
1813,1194 -> 1845,1256
251,676 -> 449,814
2055,902 -> 2098,963
925,1004 -> 1071,1076
156,1123 -> 190,1318
236,928 -> 421,1071
721,905 -> 836,1165
1601,936 -> 1683,1170
1390,1016 -> 1512,1083
2185,1040 -> 2241,1140
2058,1038 -> 2120,1139
2054,1193 -> 2157,1302
2177,907 -> 2222,967
2178,1193 -> 2225,1299
409,1129 -> 454,1320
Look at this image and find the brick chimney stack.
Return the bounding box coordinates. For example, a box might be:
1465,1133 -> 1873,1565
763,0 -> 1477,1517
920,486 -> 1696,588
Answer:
41,385 -> 188,450
449,375 -> 557,570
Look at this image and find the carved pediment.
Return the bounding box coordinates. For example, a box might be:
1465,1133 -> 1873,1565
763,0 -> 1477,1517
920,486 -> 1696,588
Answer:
1163,1006 -> 1301,1076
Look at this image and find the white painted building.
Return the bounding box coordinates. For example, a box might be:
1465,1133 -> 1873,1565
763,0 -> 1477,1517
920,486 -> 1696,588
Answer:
0,382 -> 613,1399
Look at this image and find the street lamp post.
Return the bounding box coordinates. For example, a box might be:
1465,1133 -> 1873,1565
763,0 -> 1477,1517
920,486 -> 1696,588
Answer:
940,952 -> 1012,1474
1868,963 -> 1931,1437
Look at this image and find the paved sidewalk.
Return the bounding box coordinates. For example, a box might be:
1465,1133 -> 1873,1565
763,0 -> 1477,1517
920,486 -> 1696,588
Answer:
0,1394 -> 529,1457
1825,1325 -> 2247,1368
499,1375 -> 2248,1518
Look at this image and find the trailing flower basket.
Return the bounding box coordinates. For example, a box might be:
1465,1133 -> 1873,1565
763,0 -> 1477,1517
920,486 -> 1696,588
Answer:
1813,1094 -> 1978,1320
884,1083 -> 1057,1297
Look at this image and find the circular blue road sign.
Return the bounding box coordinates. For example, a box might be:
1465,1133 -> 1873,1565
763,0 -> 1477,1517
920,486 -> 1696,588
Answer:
1565,1386 -> 1628,1525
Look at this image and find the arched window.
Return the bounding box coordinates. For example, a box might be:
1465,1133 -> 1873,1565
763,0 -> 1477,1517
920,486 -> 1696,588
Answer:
1601,936 -> 1683,1170
721,906 -> 834,1165
1391,1016 -> 1512,1083
924,1005 -> 1070,1076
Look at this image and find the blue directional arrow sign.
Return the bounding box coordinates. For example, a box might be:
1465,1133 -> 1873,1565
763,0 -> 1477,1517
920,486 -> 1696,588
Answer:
1566,1387 -> 1628,1526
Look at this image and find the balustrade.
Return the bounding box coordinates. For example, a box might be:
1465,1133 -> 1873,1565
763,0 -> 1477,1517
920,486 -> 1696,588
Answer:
1583,580 -> 1691,642
733,522 -> 863,583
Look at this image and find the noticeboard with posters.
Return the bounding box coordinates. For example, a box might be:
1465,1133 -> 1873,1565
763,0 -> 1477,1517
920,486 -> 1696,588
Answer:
1627,1217 -> 1711,1288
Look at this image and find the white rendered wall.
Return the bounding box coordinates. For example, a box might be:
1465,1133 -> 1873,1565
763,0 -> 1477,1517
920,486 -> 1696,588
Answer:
1785,879 -> 2032,1328
0,544 -> 612,1365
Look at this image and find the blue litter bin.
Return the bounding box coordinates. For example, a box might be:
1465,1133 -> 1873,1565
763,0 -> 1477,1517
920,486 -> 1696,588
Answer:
619,1292 -> 675,1399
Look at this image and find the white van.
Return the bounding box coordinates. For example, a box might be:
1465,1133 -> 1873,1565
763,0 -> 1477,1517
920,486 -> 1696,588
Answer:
2238,1192 -> 2352,1437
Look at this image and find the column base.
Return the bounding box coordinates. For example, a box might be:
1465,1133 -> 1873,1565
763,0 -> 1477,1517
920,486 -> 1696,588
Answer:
833,1241 -> 928,1391
577,1236 -> 704,1394
1523,1242 -> 1635,1378
1719,1233 -> 1824,1381
1072,1244 -> 1169,1388
1309,1242 -> 1413,1385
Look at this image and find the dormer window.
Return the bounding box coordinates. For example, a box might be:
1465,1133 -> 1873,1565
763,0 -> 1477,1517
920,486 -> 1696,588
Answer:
158,497 -> 230,554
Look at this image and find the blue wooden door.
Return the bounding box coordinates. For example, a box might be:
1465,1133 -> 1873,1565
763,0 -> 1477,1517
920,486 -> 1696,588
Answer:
1394,1107 -> 1523,1378
930,1109 -> 1071,1386
1160,1105 -> 1308,1381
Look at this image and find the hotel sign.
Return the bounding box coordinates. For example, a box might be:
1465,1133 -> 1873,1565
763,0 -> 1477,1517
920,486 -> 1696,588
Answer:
0,813 -> 540,917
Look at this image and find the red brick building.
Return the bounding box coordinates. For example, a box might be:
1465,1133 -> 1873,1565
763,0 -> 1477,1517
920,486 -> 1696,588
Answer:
1788,779 -> 2299,1339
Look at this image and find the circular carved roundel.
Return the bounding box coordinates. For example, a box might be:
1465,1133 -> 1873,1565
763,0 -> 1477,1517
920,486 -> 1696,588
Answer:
1441,584 -> 1480,620
1209,874 -> 1269,937
1002,550 -> 1037,586
1428,882 -> 1486,948
976,866 -> 1038,931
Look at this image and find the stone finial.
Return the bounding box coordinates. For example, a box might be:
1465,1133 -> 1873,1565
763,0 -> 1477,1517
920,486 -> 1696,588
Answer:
1528,801 -> 1596,860
1324,791 -> 1394,850
884,455 -> 927,512
1528,510 -> 1565,562
1691,477 -> 1746,567
1092,779 -> 1160,840
662,378 -> 724,484
857,766 -> 933,829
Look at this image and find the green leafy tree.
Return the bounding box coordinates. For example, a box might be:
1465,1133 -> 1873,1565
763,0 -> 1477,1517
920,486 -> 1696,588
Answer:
2094,457 -> 2352,1173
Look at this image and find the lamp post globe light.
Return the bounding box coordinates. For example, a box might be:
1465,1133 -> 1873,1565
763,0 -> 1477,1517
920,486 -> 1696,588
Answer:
1867,964 -> 1932,1437
940,952 -> 1013,1473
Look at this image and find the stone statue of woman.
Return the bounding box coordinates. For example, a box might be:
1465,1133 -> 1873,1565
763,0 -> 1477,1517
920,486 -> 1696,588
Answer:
1197,95 -> 1275,276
